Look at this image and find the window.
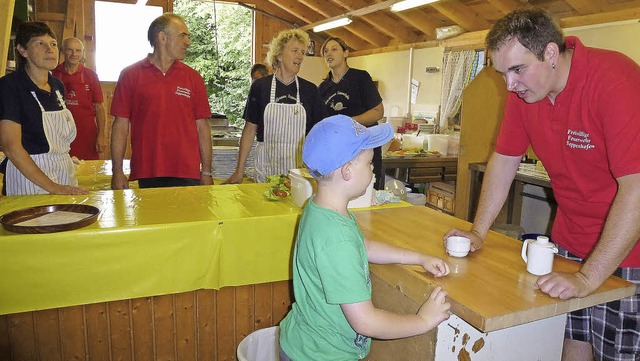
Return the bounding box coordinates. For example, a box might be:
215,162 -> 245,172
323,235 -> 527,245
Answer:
94,2 -> 163,81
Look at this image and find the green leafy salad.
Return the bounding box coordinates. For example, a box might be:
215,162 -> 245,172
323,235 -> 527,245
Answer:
262,175 -> 292,201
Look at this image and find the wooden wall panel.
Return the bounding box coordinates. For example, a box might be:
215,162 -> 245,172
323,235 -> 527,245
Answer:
153,294 -> 176,360
85,303 -> 109,361
254,283 -> 274,329
234,285 -> 255,356
59,305 -> 88,360
272,280 -> 293,324
7,312 -> 38,360
196,289 -> 216,360
83,0 -> 97,69
0,312 -> 11,360
34,309 -> 63,361
215,287 -> 236,361
254,12 -> 293,70
131,297 -> 154,361
0,282 -> 293,361
0,0 -> 15,77
175,292 -> 197,360
108,300 -> 133,361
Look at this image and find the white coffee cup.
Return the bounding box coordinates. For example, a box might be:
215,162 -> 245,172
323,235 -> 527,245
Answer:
521,236 -> 558,275
446,236 -> 471,257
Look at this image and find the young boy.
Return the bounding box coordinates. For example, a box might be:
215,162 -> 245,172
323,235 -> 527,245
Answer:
279,115 -> 451,361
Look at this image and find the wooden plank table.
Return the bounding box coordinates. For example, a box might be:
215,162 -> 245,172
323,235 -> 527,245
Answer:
356,206 -> 635,360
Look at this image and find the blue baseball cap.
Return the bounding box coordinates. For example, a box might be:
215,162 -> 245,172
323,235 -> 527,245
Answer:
303,115 -> 394,176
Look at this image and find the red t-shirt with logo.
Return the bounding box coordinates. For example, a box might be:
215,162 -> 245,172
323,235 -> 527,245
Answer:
111,57 -> 211,180
495,37 -> 640,267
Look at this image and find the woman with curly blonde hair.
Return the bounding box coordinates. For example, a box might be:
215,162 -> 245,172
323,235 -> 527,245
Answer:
226,29 -> 326,183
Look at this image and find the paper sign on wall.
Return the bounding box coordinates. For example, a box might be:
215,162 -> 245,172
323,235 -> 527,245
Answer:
411,79 -> 420,104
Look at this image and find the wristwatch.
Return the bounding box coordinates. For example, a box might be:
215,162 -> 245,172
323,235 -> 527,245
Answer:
201,170 -> 213,177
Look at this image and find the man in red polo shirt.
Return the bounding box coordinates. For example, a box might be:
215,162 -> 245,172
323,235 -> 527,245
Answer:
52,37 -> 107,160
445,9 -> 640,361
110,13 -> 212,189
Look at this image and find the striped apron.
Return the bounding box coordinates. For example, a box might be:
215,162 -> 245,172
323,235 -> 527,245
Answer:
5,90 -> 78,195
254,76 -> 306,183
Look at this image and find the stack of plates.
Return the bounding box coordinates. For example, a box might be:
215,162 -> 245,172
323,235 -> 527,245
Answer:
211,142 -> 256,179
418,124 -> 436,134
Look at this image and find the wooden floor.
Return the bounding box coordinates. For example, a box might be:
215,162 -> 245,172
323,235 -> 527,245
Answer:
0,281 -> 293,361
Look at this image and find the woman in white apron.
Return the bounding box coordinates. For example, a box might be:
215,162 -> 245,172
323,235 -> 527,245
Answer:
225,29 -> 326,184
0,22 -> 87,196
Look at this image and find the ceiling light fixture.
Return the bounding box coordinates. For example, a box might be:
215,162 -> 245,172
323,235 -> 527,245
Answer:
313,17 -> 352,33
390,0 -> 438,12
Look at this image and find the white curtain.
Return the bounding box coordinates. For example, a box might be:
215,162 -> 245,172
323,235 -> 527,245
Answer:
439,50 -> 476,132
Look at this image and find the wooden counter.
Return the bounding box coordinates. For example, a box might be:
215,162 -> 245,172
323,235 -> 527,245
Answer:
0,185 -> 406,361
1,191 -> 632,360
356,206 -> 635,360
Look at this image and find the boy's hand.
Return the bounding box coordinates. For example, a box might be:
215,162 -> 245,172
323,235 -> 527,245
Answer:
420,255 -> 450,277
417,286 -> 450,331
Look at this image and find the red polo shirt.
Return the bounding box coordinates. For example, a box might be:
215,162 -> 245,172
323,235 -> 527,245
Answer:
495,37 -> 640,267
111,57 -> 211,180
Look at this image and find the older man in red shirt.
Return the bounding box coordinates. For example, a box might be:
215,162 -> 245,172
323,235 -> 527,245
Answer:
52,37 -> 107,160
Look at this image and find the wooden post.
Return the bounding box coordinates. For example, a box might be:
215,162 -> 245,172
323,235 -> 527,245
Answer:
0,0 -> 16,77
454,68 -> 508,220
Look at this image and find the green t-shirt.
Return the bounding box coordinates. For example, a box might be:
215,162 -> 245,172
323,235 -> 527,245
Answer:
280,197 -> 372,360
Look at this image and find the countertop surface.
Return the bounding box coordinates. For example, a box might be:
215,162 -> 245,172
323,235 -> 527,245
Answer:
355,206 -> 636,332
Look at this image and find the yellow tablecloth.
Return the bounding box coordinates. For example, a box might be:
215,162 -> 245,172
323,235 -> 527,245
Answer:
75,159 -> 136,190
0,184 -> 408,315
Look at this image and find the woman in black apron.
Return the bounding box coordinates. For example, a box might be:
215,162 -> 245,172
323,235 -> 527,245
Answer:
225,29 -> 326,184
0,22 -> 87,196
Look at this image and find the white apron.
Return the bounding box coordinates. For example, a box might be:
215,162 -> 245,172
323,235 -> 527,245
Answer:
254,76 -> 306,183
5,90 -> 78,195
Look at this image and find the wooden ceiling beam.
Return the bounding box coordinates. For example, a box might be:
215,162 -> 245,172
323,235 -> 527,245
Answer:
559,7 -> 640,28
393,8 -> 438,38
339,0 -> 418,43
344,19 -> 391,47
270,0 -> 390,48
296,0 -> 377,49
563,0 -> 602,15
432,0 -> 491,31
359,13 -> 419,43
251,0 -> 308,27
326,28 -> 372,50
36,12 -> 66,21
297,0 -> 334,17
485,0 -> 520,15
301,0 -> 438,30
267,0 -> 323,24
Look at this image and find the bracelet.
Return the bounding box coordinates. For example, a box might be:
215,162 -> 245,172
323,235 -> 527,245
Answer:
201,170 -> 213,177
470,229 -> 483,238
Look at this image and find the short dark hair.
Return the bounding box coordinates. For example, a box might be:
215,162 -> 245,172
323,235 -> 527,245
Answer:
147,13 -> 185,48
250,63 -> 268,77
486,8 -> 565,61
15,22 -> 56,69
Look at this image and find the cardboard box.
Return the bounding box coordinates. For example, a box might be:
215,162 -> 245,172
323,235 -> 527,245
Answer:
426,182 -> 455,213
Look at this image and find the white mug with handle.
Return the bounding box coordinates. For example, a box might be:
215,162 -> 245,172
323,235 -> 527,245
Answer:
521,236 -> 558,276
